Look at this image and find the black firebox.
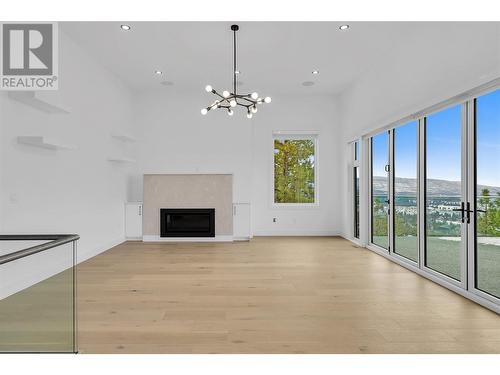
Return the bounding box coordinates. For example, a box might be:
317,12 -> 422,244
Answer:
160,208 -> 215,237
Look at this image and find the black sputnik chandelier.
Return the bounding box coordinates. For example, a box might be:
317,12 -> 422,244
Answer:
201,24 -> 271,119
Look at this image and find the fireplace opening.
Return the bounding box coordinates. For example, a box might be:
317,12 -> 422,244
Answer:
160,208 -> 215,237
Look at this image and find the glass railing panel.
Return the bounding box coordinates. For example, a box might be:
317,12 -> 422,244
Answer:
0,236 -> 77,353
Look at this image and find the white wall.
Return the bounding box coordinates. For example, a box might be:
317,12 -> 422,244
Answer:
130,91 -> 340,236
251,95 -> 340,235
130,90 -> 253,204
338,22 -> 500,240
0,30 -> 135,288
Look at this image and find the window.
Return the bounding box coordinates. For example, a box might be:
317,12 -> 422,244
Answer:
273,135 -> 317,205
352,140 -> 360,239
371,132 -> 389,249
425,105 -> 462,281
393,121 -> 418,262
354,166 -> 360,239
365,84 -> 500,309
474,89 -> 500,299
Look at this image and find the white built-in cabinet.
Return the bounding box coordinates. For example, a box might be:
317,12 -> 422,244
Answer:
125,202 -> 143,239
233,203 -> 251,241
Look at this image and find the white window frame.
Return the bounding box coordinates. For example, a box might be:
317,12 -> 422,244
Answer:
351,140 -> 361,240
271,131 -> 319,208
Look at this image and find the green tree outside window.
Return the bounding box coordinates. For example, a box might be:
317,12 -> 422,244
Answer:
274,139 -> 315,204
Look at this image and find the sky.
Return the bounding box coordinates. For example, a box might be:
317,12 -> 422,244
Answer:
372,89 -> 500,188
476,89 -> 500,187
426,104 -> 462,182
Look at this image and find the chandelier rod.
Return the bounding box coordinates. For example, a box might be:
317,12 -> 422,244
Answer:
233,25 -> 237,96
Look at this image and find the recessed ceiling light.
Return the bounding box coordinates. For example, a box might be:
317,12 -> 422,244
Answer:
339,24 -> 349,31
312,70 -> 319,75
120,24 -> 131,31
302,81 -> 315,87
155,70 -> 163,75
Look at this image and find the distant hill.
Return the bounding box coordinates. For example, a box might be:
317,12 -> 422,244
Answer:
372,176 -> 500,196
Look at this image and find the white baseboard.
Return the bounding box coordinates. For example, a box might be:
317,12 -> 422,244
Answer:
233,236 -> 251,242
142,235 -> 233,243
77,236 -> 126,264
125,236 -> 142,241
339,233 -> 365,247
253,230 -> 339,236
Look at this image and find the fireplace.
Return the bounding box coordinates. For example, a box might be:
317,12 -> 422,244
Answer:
160,208 -> 215,237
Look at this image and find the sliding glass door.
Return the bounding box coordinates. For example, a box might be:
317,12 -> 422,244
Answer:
424,105 -> 464,281
371,132 -> 390,249
393,121 -> 418,262
473,89 -> 500,299
367,86 -> 500,308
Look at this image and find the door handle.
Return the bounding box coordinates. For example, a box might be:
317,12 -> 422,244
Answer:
384,165 -> 390,172
452,202 -> 465,223
464,202 -> 484,224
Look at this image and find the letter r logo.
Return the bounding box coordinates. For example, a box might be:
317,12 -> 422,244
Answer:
2,24 -> 53,75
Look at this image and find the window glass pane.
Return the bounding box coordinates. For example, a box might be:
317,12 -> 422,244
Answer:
354,141 -> 360,161
475,89 -> 500,299
354,166 -> 360,239
274,139 -> 315,204
371,132 -> 389,249
425,105 -> 462,281
394,121 -> 418,262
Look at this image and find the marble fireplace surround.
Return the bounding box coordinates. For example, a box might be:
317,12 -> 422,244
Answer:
142,174 -> 233,241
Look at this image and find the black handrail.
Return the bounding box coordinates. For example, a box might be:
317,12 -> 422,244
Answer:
0,234 -> 80,265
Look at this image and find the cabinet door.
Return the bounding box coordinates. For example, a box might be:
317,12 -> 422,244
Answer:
233,203 -> 251,240
125,203 -> 143,238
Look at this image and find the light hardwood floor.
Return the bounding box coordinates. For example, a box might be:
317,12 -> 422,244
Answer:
74,237 -> 500,353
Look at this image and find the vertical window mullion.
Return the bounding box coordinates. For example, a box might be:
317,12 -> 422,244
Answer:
466,99 -> 476,293
389,129 -> 395,253
418,117 -> 426,270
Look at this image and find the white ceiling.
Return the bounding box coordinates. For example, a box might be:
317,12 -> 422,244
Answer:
59,22 -> 484,95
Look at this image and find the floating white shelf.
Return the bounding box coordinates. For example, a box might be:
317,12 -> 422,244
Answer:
8,91 -> 70,114
111,133 -> 137,142
107,156 -> 136,163
17,136 -> 76,150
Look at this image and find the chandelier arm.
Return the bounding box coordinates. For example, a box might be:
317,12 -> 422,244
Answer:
239,97 -> 257,105
212,90 -> 225,100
